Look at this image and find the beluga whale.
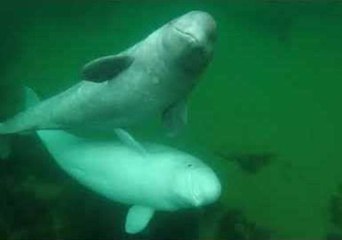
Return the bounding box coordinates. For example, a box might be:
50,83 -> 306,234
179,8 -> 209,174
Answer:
39,127 -> 222,234
0,11 -> 216,136
25,85 -> 221,234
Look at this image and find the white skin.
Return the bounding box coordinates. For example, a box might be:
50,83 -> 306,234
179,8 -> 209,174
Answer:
0,11 -> 216,134
37,129 -> 222,233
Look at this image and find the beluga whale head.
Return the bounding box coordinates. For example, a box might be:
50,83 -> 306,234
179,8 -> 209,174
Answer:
162,11 -> 217,75
166,151 -> 221,208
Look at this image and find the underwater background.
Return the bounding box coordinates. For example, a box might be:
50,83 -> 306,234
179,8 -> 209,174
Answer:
1,1 -> 342,239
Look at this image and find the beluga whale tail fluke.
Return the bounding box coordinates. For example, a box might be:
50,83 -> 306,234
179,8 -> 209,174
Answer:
0,10 -> 216,136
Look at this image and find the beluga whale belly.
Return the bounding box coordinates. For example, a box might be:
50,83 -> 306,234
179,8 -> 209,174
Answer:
0,11 -> 216,135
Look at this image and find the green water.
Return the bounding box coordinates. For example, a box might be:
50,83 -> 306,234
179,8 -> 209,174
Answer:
1,1 -> 342,239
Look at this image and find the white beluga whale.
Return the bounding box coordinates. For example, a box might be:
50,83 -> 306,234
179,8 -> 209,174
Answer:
38,127 -> 221,233
25,86 -> 221,234
0,11 -> 216,136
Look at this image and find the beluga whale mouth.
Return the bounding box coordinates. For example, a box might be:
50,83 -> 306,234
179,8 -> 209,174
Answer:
173,26 -> 199,45
171,10 -> 217,46
186,166 -> 222,207
187,170 -> 201,206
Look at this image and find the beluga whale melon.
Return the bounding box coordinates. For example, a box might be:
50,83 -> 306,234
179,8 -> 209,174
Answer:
0,11 -> 216,136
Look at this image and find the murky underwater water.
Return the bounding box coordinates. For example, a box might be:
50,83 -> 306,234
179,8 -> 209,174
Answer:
1,1 -> 342,239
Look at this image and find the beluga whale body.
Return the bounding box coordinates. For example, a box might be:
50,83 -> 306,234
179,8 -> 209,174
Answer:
38,127 -> 221,234
0,11 -> 216,135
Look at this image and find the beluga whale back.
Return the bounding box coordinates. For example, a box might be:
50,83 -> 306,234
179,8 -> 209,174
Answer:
0,11 -> 216,135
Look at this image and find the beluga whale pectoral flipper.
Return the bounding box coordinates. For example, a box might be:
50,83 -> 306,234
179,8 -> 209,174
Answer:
81,54 -> 134,83
0,11 -> 217,135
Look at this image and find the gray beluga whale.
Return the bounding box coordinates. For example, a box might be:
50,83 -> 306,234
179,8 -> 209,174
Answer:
0,11 -> 216,136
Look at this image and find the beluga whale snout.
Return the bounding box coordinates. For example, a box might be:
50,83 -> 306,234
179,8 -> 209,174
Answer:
189,167 -> 221,207
163,11 -> 217,75
173,162 -> 221,208
172,11 -> 217,47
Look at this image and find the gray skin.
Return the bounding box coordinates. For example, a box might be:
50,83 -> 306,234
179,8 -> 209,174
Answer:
0,11 -> 216,135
